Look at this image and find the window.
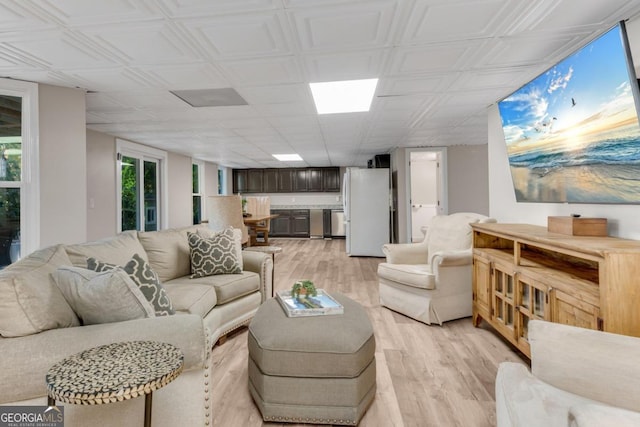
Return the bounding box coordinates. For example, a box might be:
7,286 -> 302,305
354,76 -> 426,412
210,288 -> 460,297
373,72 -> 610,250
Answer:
193,160 -> 204,224
218,168 -> 223,195
116,139 -> 167,232
0,79 -> 39,267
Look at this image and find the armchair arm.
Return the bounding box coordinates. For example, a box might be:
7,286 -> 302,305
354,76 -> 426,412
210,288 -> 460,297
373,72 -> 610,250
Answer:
382,243 -> 427,264
529,320 -> 640,413
569,403 -> 640,427
242,250 -> 273,302
430,249 -> 472,268
0,314 -> 208,404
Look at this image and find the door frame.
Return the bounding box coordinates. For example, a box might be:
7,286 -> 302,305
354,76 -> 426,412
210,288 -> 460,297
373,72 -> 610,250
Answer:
404,147 -> 448,243
115,138 -> 168,231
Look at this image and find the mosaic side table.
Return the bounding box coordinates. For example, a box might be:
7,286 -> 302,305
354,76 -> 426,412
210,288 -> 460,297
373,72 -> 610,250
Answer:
46,341 -> 183,427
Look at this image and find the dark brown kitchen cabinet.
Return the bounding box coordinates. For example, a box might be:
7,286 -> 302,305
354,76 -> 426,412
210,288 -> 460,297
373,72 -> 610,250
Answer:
263,169 -> 278,193
322,168 -> 340,192
278,169 -> 294,192
232,167 -> 340,193
308,168 -> 323,192
232,169 -> 247,193
269,209 -> 310,237
247,169 -> 263,193
293,169 -> 308,192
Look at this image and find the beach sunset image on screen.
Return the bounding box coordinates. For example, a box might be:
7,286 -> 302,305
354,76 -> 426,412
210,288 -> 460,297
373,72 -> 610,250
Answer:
498,23 -> 640,203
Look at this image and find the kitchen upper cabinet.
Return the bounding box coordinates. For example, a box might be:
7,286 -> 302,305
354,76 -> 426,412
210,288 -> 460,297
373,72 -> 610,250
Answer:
293,169 -> 308,192
232,167 -> 340,193
247,169 -> 263,193
308,168 -> 323,192
232,169 -> 248,194
322,168 -> 340,192
263,169 -> 278,193
278,169 -> 294,192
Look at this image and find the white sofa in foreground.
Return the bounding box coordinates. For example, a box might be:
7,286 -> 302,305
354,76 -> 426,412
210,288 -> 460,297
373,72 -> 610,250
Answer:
496,320 -> 640,427
0,224 -> 272,427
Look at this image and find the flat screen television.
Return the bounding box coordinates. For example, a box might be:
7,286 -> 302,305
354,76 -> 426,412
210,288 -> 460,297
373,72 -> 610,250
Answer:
497,21 -> 640,204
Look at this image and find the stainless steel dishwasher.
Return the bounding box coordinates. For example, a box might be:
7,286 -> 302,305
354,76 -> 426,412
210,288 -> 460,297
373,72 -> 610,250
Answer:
309,209 -> 324,239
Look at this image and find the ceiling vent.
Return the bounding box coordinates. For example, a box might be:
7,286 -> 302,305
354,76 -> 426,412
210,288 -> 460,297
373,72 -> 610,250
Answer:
170,88 -> 248,107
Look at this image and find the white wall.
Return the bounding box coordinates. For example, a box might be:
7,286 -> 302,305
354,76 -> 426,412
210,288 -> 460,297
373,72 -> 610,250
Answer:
86,130 -> 117,240
167,152 -> 193,228
38,84 -> 87,247
392,145 -> 489,243
488,104 -> 640,239
448,144 -> 490,215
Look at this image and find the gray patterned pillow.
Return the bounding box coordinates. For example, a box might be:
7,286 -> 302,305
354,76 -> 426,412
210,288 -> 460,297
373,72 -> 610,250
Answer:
87,254 -> 175,316
188,228 -> 242,278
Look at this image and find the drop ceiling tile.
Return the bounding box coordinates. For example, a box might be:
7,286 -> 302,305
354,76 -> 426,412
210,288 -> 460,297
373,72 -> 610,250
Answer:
139,63 -> 229,90
82,21 -> 201,66
4,30 -> 115,69
237,83 -> 311,105
379,75 -> 449,96
182,11 -> 293,59
64,67 -> 160,91
0,1 -> 54,31
219,56 -> 304,86
389,40 -> 484,75
34,0 -> 158,26
402,0 -> 514,43
156,0 -> 280,17
303,49 -> 389,82
253,102 -> 316,117
481,33 -> 586,68
289,0 -> 399,51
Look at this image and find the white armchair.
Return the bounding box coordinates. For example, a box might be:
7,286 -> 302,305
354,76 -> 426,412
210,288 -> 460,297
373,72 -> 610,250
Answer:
496,320 -> 640,427
377,212 -> 495,325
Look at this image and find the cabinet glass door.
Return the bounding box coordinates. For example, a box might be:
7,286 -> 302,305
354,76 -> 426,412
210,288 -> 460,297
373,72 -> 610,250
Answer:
516,274 -> 548,352
492,263 -> 516,337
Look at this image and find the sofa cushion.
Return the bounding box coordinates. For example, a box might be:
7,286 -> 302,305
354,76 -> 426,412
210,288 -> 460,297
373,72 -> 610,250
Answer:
162,278 -> 218,317
188,228 -> 242,277
0,245 -> 80,337
52,266 -> 156,325
207,271 -> 260,305
65,230 -> 148,268
87,254 -> 175,316
137,225 -> 204,282
377,263 -> 435,289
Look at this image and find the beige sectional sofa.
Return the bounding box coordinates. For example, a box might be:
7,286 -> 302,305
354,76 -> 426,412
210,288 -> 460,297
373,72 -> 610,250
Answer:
0,224 -> 273,427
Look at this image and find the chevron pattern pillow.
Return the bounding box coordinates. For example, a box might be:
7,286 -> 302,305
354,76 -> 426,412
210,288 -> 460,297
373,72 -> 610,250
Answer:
87,253 -> 174,316
188,227 -> 242,278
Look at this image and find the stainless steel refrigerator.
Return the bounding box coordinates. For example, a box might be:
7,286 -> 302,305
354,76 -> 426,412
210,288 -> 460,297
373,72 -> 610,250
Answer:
342,167 -> 390,257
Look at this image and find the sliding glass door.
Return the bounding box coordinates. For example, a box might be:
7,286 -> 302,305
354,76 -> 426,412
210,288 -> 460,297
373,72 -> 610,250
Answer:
0,79 -> 38,268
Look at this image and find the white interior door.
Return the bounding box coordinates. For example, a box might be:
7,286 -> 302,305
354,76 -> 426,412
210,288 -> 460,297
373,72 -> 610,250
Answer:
409,151 -> 440,242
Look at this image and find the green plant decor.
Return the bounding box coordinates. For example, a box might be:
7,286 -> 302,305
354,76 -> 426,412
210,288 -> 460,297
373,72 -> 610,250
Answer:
291,280 -> 322,309
291,280 -> 317,299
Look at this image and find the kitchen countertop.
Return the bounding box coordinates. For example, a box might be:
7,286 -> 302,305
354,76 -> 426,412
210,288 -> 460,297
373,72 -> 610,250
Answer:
271,205 -> 343,210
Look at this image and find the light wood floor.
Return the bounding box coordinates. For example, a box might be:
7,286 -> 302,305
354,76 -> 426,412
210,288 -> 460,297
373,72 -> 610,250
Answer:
212,238 -> 528,427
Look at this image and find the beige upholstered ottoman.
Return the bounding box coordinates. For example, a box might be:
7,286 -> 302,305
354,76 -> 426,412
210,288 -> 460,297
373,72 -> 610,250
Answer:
248,292 -> 376,425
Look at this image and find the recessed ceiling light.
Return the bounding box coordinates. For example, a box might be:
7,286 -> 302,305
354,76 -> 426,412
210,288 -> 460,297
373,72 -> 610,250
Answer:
310,78 -> 378,114
273,154 -> 303,161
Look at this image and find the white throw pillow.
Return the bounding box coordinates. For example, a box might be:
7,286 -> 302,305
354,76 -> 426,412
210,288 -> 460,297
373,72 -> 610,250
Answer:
53,266 -> 156,325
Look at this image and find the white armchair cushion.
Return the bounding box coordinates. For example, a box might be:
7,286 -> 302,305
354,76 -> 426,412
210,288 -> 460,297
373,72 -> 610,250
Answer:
496,362 -> 601,427
569,403 -> 640,427
377,263 -> 434,289
530,320 -> 640,412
